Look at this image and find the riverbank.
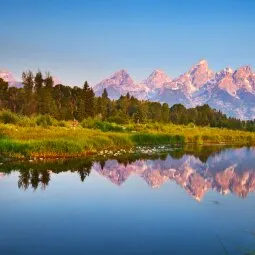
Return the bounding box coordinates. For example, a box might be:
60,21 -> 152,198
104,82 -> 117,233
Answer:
0,121 -> 255,159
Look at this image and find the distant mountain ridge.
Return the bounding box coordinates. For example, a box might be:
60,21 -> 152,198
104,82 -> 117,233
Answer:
93,60 -> 255,120
0,70 -> 61,88
2,60 -> 255,120
93,147 -> 255,201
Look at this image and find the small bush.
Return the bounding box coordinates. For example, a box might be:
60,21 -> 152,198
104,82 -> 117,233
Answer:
57,120 -> 67,127
36,115 -> 54,127
0,110 -> 19,124
81,117 -> 96,129
81,118 -> 124,132
107,115 -> 128,124
188,122 -> 195,128
94,121 -> 124,132
18,116 -> 37,127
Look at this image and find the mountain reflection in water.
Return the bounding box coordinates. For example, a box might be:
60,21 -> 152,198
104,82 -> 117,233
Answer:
1,146 -> 255,202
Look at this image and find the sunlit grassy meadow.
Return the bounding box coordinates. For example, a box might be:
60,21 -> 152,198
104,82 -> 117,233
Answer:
0,110 -> 254,158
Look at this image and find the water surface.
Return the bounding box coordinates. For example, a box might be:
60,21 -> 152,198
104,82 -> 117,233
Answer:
0,146 -> 255,255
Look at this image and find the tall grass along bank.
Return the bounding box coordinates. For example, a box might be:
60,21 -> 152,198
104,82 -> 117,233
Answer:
0,116 -> 255,159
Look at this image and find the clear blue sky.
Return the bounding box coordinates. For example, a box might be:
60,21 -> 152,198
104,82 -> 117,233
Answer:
1,0 -> 255,85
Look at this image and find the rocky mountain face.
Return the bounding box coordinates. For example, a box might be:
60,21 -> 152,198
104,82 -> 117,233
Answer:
93,147 -> 255,201
1,147 -> 254,200
2,61 -> 255,119
93,69 -> 149,100
93,60 -> 255,120
142,69 -> 171,89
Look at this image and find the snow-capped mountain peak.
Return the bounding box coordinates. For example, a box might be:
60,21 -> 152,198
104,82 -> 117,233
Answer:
2,60 -> 255,120
233,65 -> 253,83
224,67 -> 233,73
215,67 -> 233,79
187,59 -> 214,89
93,69 -> 147,99
213,65 -> 255,96
143,69 -> 171,89
100,69 -> 135,87
166,59 -> 214,95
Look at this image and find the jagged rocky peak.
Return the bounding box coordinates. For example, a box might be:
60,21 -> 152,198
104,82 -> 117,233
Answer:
215,67 -> 234,80
107,69 -> 135,86
188,59 -> 214,88
223,67 -> 234,74
214,67 -> 237,96
233,65 -> 253,81
213,65 -> 255,96
233,65 -> 255,92
168,59 -> 214,94
225,67 -> 234,73
93,69 -> 143,99
143,69 -> 171,88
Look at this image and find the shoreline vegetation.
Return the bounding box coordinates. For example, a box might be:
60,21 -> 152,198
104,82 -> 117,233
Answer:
0,111 -> 255,159
1,70 -> 255,160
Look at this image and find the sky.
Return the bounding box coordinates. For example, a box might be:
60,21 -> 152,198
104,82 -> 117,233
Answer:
1,0 -> 255,86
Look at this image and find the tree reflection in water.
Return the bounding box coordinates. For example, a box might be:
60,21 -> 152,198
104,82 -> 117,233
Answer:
1,146 -> 255,201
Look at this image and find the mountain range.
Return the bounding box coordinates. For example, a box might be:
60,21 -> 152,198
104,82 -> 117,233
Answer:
93,60 -> 255,120
93,147 -> 255,201
2,60 -> 255,120
2,147 -> 255,201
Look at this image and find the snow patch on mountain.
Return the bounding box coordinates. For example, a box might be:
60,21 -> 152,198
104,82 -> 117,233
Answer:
93,60 -> 255,119
2,60 -> 255,120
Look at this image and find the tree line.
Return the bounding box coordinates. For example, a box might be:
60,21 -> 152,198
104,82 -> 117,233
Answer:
0,70 -> 255,131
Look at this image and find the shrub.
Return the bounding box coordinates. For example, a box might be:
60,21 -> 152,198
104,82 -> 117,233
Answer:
81,118 -> 124,132
0,110 -> 19,124
36,115 -> 54,127
57,120 -> 67,127
188,122 -> 195,128
94,121 -> 124,132
18,116 -> 37,127
81,117 -> 96,129
107,115 -> 128,124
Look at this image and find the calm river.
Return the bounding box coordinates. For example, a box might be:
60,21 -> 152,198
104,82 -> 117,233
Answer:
0,146 -> 255,255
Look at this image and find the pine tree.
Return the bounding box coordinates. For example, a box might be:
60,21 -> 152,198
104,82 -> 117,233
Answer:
22,71 -> 35,115
83,81 -> 95,118
0,78 -> 8,109
7,87 -> 21,113
162,103 -> 170,123
101,88 -> 110,119
102,88 -> 108,99
34,71 -> 44,114
41,73 -> 57,116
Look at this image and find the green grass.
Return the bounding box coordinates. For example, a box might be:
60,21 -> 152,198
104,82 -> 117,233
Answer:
131,133 -> 184,145
0,115 -> 255,158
